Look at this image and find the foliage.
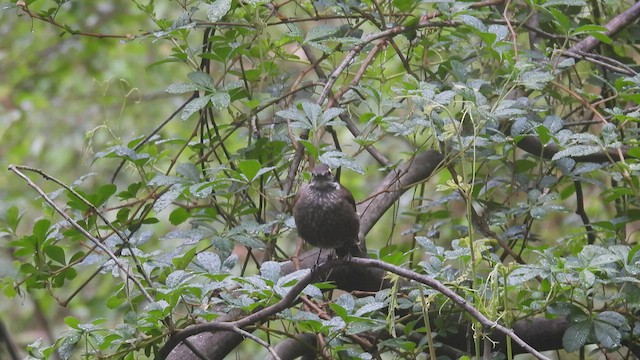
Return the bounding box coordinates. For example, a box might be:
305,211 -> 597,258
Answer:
2,0 -> 640,359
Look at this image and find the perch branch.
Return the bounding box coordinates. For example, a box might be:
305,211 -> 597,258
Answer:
347,258 -> 551,360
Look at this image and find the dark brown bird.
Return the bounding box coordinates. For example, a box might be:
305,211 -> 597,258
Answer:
293,164 -> 360,258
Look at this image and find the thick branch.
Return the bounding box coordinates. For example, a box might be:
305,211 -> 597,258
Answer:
165,258 -> 553,360
165,151 -> 445,358
558,2 -> 640,63
265,333 -> 317,360
516,136 -> 627,163
358,150 -> 445,241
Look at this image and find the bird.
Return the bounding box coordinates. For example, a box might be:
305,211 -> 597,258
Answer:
293,163 -> 360,258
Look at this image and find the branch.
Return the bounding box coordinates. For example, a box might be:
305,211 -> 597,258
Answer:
164,257 -> 553,360
161,263 -> 334,359
358,150 -> 445,242
16,1 -> 140,39
164,150 -> 446,358
0,320 -> 20,360
516,136 -> 627,163
553,2 -> 640,66
265,333 -> 317,360
347,258 -> 551,360
7,165 -> 155,304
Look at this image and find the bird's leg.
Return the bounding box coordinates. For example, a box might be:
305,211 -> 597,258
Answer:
312,249 -> 323,271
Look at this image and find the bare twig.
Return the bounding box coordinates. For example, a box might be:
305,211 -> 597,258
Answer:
16,1 -> 140,39
233,326 -> 282,360
503,0 -> 518,59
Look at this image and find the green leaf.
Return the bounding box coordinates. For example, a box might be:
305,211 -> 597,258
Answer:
238,159 -> 261,182
562,319 -> 591,352
318,151 -> 364,174
594,320 -> 622,349
276,107 -> 307,124
165,270 -> 191,288
33,219 -> 51,241
457,14 -> 486,32
176,163 -> 201,182
181,96 -> 211,120
277,269 -> 311,288
165,82 -> 198,94
106,294 -> 126,309
573,24 -> 607,35
45,245 -> 66,265
546,8 -> 572,33
321,107 -> 345,125
507,266 -> 543,286
602,186 -> 634,203
207,0 -> 232,22
393,0 -> 414,11
169,207 -> 190,226
58,331 -> 80,360
354,301 -> 386,317
5,205 -> 21,232
227,234 -> 266,249
415,236 -> 440,255
302,102 -> 322,128
154,185 -> 184,213
188,71 -> 214,89
543,0 -> 587,7
253,166 -> 276,181
149,174 -> 182,186
597,311 -> 627,327
260,261 -> 281,282
579,269 -> 595,287
551,145 -> 602,161
626,147 -> 640,159
519,70 -> 554,90
94,184 -> 117,207
329,303 -> 349,319
210,91 -> 231,109
64,316 -> 80,329
304,24 -> 340,43
197,252 -> 221,274
589,32 -> 613,45
298,140 -> 319,158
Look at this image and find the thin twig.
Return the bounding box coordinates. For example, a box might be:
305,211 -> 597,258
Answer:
8,165 -> 154,303
13,165 -> 154,288
503,0 -> 518,59
233,325 -> 282,360
111,93 -> 196,182
16,1 -> 141,39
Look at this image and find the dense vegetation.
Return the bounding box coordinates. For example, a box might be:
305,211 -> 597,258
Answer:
2,0 -> 640,359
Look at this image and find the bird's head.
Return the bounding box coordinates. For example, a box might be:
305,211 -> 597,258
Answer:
309,163 -> 337,190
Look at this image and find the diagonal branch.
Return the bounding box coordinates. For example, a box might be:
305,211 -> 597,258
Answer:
7,164 -> 155,303
163,257 -> 551,360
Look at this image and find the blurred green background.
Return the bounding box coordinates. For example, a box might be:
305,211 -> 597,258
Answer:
0,1 -> 192,354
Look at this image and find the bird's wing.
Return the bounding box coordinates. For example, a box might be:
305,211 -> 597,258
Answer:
339,185 -> 357,211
